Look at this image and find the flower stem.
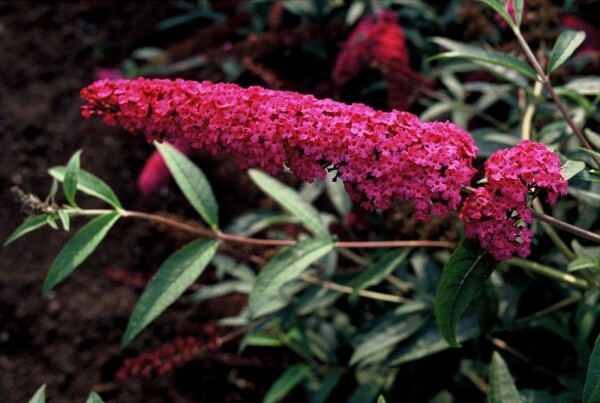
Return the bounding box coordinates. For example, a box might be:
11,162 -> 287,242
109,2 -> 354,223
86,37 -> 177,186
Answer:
508,257 -> 589,289
530,210 -> 600,244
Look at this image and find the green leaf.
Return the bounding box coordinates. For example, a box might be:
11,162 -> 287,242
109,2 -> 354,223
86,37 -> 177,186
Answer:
43,212 -> 120,294
248,169 -> 329,237
350,249 -> 410,301
348,381 -> 383,403
63,150 -> 82,206
513,0 -> 524,26
385,314 -> 480,366
4,215 -> 48,246
28,384 -> 46,403
311,370 -> 342,403
48,167 -> 122,209
436,239 -> 499,347
121,239 -> 218,348
46,215 -> 58,230
568,257 -> 596,272
350,311 -> 430,366
248,238 -> 334,319
488,352 -> 522,403
190,280 -> 252,302
479,0 -> 514,29
566,77 -> 600,96
155,141 -> 219,229
378,395 -> 387,403
58,209 -> 70,231
584,334 -> 600,403
432,48 -> 537,80
547,30 -> 586,74
262,363 -> 311,403
561,160 -> 586,180
86,391 -> 105,403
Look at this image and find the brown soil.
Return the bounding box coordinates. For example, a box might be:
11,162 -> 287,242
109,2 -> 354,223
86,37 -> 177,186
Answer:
0,2 -> 296,402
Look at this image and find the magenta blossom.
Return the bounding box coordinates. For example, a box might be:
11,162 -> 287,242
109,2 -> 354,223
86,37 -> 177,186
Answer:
460,141 -> 567,261
81,78 -> 478,219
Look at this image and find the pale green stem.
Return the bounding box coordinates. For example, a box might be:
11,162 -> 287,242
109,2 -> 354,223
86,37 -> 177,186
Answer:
508,257 -> 589,289
521,79 -> 543,141
515,293 -> 582,324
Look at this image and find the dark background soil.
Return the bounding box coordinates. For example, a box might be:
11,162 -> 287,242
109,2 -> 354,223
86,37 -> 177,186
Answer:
0,2 -> 296,402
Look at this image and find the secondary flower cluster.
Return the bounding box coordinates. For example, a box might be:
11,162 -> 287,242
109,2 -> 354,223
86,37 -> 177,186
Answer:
81,78 -> 478,219
460,141 -> 568,261
331,11 -> 417,110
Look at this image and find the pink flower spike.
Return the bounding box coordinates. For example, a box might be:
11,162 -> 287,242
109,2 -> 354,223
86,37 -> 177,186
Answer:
81,78 -> 478,220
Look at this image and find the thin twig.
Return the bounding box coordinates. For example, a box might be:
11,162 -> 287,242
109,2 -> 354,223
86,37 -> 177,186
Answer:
515,294 -> 582,324
121,210 -> 456,249
530,210 -> 600,244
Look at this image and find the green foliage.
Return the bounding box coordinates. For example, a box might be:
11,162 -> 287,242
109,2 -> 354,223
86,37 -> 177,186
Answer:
63,150 -> 82,206
85,392 -> 105,403
247,237 -> 334,319
4,215 -> 48,246
436,239 -> 499,347
48,166 -> 122,208
9,1 -> 600,401
584,334 -> 600,403
547,30 -> 586,74
28,384 -> 46,403
262,364 -> 312,403
488,352 -> 522,403
350,249 -> 410,302
248,169 -> 329,237
43,212 -> 121,295
155,141 -> 219,230
121,239 -> 219,347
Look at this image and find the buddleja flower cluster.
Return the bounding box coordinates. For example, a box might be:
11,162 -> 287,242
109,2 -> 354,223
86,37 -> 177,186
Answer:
331,11 -> 416,110
81,78 -> 478,220
460,141 -> 568,261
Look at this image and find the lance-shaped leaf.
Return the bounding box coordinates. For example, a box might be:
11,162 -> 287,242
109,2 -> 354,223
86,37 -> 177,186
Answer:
28,384 -> 46,403
513,0 -> 524,27
562,160 -> 586,181
436,239 -> 499,347
432,48 -> 537,80
263,363 -> 312,403
86,392 -> 105,403
63,150 -> 82,206
155,141 -> 219,230
121,239 -> 218,348
488,352 -> 522,403
350,249 -> 410,301
248,169 -> 329,237
48,167 -> 122,209
248,238 -> 334,318
479,0 -> 513,29
584,334 -> 600,403
4,215 -> 48,246
43,212 -> 121,295
311,370 -> 343,403
547,30 -> 586,74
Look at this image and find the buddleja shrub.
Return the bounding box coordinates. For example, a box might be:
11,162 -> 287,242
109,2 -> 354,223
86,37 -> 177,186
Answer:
9,0 -> 600,401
